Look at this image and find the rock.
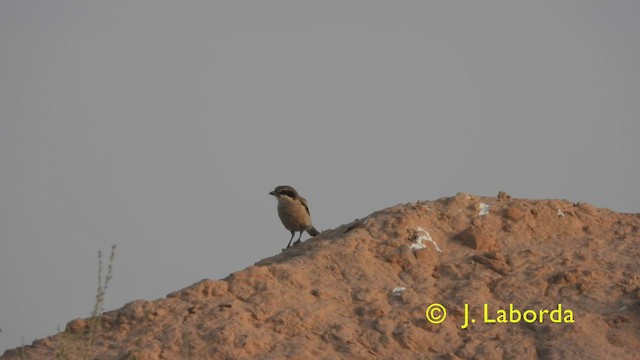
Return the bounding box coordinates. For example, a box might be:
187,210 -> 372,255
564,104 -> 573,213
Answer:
504,204 -> 527,221
65,318 -> 88,333
497,191 -> 511,200
3,194 -> 639,360
457,226 -> 497,251
472,252 -> 511,275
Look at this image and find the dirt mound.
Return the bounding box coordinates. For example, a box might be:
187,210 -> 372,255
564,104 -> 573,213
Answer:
3,193 -> 639,359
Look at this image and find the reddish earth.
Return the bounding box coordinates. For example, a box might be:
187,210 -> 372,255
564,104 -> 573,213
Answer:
3,192 -> 639,359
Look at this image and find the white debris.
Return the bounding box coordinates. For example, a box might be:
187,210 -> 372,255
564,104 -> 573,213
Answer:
410,227 -> 442,253
557,208 -> 565,217
391,287 -> 406,296
479,203 -> 490,216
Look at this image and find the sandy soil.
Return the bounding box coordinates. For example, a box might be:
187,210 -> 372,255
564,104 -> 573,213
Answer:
3,192 -> 639,359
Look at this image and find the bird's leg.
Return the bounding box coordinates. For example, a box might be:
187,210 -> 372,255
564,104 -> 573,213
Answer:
293,231 -> 303,246
286,231 -> 295,248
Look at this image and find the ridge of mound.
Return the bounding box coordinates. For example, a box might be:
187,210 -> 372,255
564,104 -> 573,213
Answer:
3,193 -> 639,359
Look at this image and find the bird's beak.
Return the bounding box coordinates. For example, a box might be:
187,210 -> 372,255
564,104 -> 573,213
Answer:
269,191 -> 276,196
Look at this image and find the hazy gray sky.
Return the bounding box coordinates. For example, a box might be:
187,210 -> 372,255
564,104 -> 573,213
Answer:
1,1 -> 638,352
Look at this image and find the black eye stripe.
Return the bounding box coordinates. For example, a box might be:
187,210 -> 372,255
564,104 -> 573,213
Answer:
280,190 -> 296,198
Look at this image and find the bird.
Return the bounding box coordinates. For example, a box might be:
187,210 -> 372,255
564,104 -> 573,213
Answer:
269,185 -> 320,248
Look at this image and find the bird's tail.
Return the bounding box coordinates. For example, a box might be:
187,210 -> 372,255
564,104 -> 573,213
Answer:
307,226 -> 320,237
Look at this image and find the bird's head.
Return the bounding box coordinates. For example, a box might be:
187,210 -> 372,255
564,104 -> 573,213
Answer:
269,185 -> 298,200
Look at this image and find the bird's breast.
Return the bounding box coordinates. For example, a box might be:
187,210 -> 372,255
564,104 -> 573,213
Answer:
277,199 -> 312,231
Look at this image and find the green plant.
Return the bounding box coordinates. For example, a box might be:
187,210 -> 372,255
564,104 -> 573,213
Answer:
55,245 -> 116,360
84,244 -> 116,357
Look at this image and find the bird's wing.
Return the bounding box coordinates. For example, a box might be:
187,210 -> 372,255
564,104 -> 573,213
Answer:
299,197 -> 311,215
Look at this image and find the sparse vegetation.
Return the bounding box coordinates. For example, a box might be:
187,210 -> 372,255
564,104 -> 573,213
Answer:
17,337 -> 26,360
85,244 -> 116,357
53,244 -> 116,360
